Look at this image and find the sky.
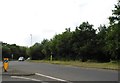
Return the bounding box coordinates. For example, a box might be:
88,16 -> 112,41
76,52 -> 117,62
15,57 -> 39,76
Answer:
0,0 -> 117,47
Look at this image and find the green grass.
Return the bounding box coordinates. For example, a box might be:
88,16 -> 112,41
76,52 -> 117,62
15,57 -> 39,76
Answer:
28,60 -> 119,70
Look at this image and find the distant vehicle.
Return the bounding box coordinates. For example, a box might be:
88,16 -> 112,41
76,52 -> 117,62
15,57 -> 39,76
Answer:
26,57 -> 31,60
18,57 -> 24,61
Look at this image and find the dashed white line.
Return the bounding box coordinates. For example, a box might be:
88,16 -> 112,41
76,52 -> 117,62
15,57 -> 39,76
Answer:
11,73 -> 69,82
11,76 -> 42,82
35,73 -> 67,82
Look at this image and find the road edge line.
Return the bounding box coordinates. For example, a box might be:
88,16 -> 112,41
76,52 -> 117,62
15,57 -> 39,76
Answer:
11,76 -> 42,82
35,73 -> 67,82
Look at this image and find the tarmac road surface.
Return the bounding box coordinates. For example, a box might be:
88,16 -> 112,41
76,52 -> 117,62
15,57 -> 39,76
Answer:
1,61 -> 119,83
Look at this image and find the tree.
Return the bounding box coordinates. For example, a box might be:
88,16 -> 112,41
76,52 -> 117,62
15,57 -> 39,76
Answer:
41,39 -> 51,60
95,25 -> 111,62
107,0 -> 120,60
72,22 -> 96,61
30,43 -> 45,60
2,44 -> 11,58
9,44 -> 21,59
19,46 -> 28,58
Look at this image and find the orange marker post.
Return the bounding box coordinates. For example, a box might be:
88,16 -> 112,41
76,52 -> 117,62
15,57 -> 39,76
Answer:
3,58 -> 9,72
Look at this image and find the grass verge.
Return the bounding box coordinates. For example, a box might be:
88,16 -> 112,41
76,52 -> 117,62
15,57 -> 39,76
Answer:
28,60 -> 119,70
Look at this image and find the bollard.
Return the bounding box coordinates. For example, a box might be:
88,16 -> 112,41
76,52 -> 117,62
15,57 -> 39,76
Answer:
3,58 -> 9,72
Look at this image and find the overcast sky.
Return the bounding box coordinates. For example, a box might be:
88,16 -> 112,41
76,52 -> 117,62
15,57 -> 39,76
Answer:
0,0 -> 117,46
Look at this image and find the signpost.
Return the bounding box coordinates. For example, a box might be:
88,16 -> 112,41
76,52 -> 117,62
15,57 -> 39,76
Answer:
11,54 -> 13,60
50,52 -> 53,61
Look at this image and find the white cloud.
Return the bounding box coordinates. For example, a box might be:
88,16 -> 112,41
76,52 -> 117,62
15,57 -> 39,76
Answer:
0,0 -> 117,46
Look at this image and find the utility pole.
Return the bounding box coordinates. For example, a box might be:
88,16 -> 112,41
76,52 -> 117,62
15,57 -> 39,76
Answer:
30,34 -> 32,46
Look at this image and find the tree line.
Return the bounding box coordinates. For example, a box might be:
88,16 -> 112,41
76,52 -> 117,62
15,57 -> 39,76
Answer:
2,1 -> 120,62
2,43 -> 29,60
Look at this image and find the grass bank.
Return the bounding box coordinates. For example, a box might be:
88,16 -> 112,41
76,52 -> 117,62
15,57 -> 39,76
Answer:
28,60 -> 119,70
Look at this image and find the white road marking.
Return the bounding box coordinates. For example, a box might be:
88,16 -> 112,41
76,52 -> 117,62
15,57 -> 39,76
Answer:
11,76 -> 42,82
35,73 -> 67,82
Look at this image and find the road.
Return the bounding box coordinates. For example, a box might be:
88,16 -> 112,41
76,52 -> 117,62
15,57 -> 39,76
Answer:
1,61 -> 119,83
0,62 -> 2,83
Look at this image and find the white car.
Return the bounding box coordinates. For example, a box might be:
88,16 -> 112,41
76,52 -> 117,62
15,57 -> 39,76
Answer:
26,57 -> 31,60
18,57 -> 24,61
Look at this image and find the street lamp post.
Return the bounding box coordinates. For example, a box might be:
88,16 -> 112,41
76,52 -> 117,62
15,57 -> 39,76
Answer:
30,34 -> 32,46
